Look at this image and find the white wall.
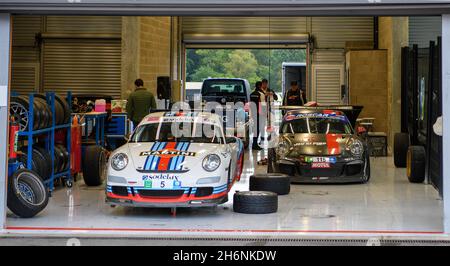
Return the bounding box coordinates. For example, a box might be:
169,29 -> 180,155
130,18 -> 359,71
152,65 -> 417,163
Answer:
0,13 -> 11,231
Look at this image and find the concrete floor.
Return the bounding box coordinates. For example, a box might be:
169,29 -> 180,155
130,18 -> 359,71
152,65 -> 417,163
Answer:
4,150 -> 444,237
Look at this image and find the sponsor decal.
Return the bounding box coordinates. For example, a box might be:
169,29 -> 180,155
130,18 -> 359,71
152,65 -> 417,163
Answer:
283,112 -> 348,122
295,142 -> 327,146
142,173 -> 181,181
140,150 -> 196,158
311,162 -> 331,168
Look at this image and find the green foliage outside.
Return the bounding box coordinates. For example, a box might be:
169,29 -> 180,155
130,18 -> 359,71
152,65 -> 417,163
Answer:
186,49 -> 306,93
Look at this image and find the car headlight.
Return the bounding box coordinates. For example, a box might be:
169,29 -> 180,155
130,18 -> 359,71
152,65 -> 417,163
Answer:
348,140 -> 364,157
277,140 -> 290,158
202,154 -> 221,172
111,153 -> 128,171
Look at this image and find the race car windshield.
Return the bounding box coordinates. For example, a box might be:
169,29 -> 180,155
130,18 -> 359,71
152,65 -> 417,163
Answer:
201,80 -> 246,96
282,117 -> 353,134
130,122 -> 224,144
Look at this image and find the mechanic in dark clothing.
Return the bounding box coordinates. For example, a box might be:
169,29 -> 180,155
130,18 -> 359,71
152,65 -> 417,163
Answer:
261,78 -> 278,102
126,79 -> 157,127
250,81 -> 265,150
284,81 -> 306,106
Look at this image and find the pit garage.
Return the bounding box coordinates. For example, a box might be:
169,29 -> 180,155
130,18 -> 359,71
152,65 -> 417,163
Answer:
0,1 -> 450,242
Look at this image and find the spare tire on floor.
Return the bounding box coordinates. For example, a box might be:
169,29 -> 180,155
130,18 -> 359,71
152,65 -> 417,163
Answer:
82,145 -> 107,186
7,169 -> 49,218
249,174 -> 290,195
407,145 -> 426,183
233,191 -> 278,214
394,133 -> 410,168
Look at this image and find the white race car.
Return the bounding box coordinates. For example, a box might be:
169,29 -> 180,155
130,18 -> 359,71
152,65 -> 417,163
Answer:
106,111 -> 245,208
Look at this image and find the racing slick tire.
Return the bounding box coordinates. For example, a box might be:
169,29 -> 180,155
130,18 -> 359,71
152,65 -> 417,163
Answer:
394,133 -> 410,168
407,146 -> 426,183
82,145 -> 107,186
233,191 -> 278,214
32,146 -> 52,180
7,168 -> 49,218
55,94 -> 71,124
249,174 -> 290,195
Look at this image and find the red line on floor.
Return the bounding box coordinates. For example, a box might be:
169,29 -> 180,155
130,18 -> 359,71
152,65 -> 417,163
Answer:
5,226 -> 445,235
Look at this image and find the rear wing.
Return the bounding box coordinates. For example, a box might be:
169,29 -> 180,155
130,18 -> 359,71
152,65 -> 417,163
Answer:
278,105 -> 364,128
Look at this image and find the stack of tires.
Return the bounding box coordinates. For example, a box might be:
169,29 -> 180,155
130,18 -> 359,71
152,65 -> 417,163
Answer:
394,133 -> 426,183
233,174 -> 290,214
17,144 -> 70,181
10,94 -> 71,131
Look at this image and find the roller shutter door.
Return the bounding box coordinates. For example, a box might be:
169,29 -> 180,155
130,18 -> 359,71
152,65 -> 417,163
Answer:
409,16 -> 441,48
310,17 -> 373,49
42,16 -> 122,98
42,39 -> 122,98
10,15 -> 42,95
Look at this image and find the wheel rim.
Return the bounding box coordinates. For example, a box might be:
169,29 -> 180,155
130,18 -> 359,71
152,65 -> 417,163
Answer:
15,171 -> 47,206
10,102 -> 29,131
17,182 -> 35,204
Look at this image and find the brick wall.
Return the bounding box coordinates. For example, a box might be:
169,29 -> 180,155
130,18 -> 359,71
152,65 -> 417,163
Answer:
347,50 -> 388,134
139,17 -> 172,96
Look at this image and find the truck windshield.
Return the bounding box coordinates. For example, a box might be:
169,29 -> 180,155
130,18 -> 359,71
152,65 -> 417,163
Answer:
282,117 -> 353,134
201,80 -> 246,96
130,122 -> 224,144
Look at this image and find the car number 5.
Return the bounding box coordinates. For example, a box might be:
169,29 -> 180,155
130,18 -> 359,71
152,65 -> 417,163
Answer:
160,181 -> 165,188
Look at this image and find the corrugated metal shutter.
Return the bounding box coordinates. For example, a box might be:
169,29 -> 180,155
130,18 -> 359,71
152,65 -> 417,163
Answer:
11,15 -> 42,95
42,16 -> 122,98
182,16 -> 373,48
311,17 -> 373,49
46,16 -> 122,35
311,50 -> 344,105
312,49 -> 345,64
409,16 -> 441,48
182,17 -> 308,35
312,65 -> 343,105
42,39 -> 122,98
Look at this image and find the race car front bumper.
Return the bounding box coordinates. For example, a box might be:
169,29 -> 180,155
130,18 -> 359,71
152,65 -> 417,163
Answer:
105,185 -> 229,207
275,157 -> 368,183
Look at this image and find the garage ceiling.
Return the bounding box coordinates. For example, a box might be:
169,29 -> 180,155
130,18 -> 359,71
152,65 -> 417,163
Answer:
1,0 -> 450,15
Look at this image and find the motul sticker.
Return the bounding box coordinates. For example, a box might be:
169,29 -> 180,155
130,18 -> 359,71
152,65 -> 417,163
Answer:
311,162 -> 331,168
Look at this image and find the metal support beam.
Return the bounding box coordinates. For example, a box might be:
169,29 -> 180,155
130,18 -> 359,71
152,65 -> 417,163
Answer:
0,13 -> 10,231
442,14 -> 450,234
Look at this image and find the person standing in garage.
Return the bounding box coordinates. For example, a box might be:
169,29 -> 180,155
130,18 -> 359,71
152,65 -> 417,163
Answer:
283,81 -> 305,106
261,78 -> 278,102
250,81 -> 266,150
126,79 -> 157,127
